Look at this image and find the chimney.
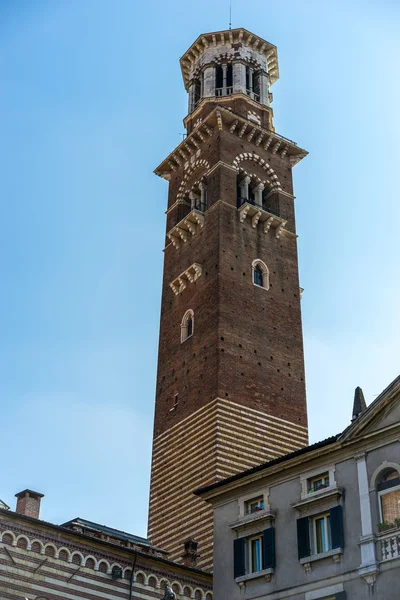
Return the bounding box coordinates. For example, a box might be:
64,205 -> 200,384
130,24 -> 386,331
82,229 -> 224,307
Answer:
15,489 -> 44,519
182,538 -> 199,567
352,386 -> 367,421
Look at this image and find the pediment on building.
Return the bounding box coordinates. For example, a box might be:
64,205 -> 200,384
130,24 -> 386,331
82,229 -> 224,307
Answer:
339,375 -> 400,443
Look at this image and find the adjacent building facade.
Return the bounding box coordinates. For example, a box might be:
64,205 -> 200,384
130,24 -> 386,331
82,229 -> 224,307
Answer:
0,491 -> 212,600
197,376 -> 400,600
149,27 -> 309,571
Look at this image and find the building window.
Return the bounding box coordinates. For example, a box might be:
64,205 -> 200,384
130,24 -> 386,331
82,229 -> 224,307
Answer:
170,394 -> 179,411
297,505 -> 344,560
249,536 -> 263,573
181,309 -> 194,343
246,497 -> 264,514
377,469 -> 400,526
187,317 -> 193,337
308,472 -> 330,494
252,259 -> 269,290
233,528 -> 275,579
313,513 -> 332,554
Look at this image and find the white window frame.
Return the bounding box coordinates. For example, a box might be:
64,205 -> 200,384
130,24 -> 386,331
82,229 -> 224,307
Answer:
312,512 -> 332,555
378,483 -> 400,523
247,534 -> 263,574
300,465 -> 337,500
251,259 -> 269,290
180,309 -> 194,343
246,496 -> 265,515
308,472 -> 330,493
238,488 -> 269,518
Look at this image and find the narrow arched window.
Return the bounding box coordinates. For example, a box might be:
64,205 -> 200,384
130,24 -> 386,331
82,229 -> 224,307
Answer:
181,309 -> 194,343
252,260 -> 269,290
187,316 -> 193,338
254,265 -> 263,287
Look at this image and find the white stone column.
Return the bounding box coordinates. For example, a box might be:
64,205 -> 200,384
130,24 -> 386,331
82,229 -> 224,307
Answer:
199,182 -> 207,208
259,72 -> 269,106
233,63 -> 246,95
254,183 -> 264,207
189,191 -> 197,210
222,64 -> 227,95
188,83 -> 195,113
248,68 -> 254,96
356,453 -> 379,586
240,176 -> 251,202
203,66 -> 216,98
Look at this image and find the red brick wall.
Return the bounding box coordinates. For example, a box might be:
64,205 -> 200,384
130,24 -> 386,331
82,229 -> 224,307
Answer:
153,122 -> 307,436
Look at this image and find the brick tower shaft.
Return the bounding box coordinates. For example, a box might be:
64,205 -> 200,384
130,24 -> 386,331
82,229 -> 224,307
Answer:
148,28 -> 308,572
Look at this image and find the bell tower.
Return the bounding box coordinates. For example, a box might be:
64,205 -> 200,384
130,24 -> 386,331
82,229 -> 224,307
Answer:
148,28 -> 309,572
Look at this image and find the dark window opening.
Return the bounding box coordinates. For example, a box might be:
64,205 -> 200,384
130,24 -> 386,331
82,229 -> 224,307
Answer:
237,182 -> 242,207
227,64 -> 233,88
262,189 -> 280,217
216,66 -> 223,89
194,79 -> 201,106
254,266 -> 263,287
245,66 -> 250,91
187,317 -> 193,338
248,185 -> 255,203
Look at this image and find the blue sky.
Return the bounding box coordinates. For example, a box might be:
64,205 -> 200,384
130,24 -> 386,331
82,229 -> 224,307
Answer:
0,0 -> 399,537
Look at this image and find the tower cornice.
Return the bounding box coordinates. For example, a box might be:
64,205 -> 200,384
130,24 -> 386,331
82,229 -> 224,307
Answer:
154,105 -> 307,180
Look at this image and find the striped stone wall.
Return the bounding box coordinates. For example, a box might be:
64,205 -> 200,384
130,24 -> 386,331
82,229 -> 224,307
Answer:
148,398 -> 308,571
0,518 -> 212,600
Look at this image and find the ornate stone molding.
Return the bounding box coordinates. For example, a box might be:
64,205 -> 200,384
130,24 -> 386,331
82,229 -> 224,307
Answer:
167,210 -> 205,250
170,264 -> 203,296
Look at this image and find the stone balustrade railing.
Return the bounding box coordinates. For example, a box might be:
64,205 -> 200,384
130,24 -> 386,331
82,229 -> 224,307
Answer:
379,529 -> 400,561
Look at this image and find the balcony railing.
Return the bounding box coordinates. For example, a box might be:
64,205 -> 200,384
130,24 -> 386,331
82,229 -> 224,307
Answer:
215,87 -> 233,97
193,202 -> 207,213
246,89 -> 260,103
237,197 -> 280,218
379,529 -> 400,561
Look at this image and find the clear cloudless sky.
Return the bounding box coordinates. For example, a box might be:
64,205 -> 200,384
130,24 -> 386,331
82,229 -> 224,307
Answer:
0,0 -> 399,537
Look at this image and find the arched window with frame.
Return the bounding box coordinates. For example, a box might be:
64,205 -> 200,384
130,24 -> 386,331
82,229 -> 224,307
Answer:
377,468 -> 400,526
181,309 -> 194,343
252,260 -> 269,290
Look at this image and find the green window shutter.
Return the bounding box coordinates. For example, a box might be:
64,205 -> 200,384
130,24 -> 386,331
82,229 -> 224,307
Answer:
262,527 -> 275,569
297,517 -> 310,559
330,505 -> 344,549
233,537 -> 246,578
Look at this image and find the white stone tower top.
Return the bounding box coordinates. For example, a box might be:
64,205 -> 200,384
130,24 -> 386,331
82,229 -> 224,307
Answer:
180,28 -> 279,114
